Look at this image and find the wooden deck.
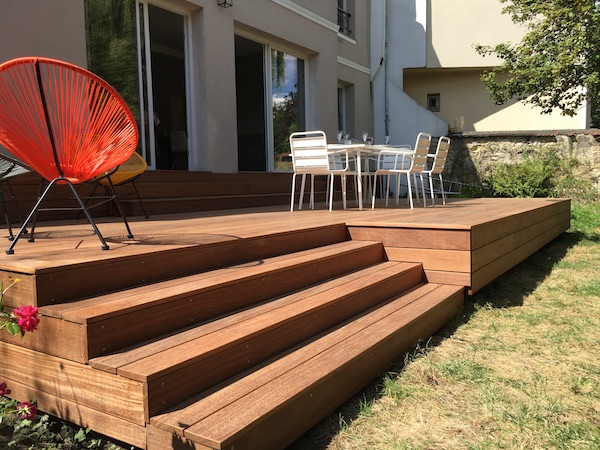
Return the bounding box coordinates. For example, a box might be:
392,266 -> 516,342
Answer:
0,197 -> 570,449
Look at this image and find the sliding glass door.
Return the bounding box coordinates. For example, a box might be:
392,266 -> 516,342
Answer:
138,2 -> 188,170
85,0 -> 189,170
235,36 -> 306,172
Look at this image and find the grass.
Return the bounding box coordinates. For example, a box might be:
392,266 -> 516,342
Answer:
292,201 -> 600,450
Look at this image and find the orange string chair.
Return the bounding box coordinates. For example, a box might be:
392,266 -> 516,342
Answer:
0,56 -> 139,253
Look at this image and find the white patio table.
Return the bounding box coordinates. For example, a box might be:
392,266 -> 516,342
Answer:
327,143 -> 414,210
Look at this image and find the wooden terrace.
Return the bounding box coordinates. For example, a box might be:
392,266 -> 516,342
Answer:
0,190 -> 570,449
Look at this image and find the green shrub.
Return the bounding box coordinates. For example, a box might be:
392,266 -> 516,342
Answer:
487,151 -> 555,198
485,148 -> 597,202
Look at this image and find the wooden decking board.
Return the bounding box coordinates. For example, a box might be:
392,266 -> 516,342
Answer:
471,211 -> 571,272
179,285 -> 464,449
384,246 -> 471,273
2,376 -> 147,449
4,221 -> 349,305
114,261 -> 418,381
0,313 -> 88,362
149,283 -> 443,435
470,198 -> 570,249
46,239 -> 379,322
135,263 -> 424,415
0,342 -> 146,425
471,217 -> 570,293
80,241 -> 383,357
348,226 -> 471,250
90,262 -> 419,374
424,269 -> 471,287
33,224 -> 352,306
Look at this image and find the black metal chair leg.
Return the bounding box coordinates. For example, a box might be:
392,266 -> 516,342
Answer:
131,180 -> 149,219
6,179 -> 56,254
0,184 -> 14,240
106,177 -> 134,239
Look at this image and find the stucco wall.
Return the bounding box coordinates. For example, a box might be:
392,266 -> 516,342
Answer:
446,131 -> 600,195
0,0 -> 87,66
403,69 -> 587,132
427,0 -> 526,68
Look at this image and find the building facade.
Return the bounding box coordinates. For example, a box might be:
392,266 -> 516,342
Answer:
0,0 -> 590,174
372,0 -> 589,146
0,0 -> 372,173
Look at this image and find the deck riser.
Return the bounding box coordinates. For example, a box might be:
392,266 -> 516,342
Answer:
13,224 -> 351,307
85,243 -> 386,358
144,265 -> 424,416
0,343 -> 146,427
221,289 -> 464,450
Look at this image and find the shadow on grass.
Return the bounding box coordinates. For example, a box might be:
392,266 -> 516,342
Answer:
290,229 -> 590,450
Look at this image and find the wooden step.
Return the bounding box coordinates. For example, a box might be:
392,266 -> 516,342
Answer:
148,283 -> 465,450
120,192 -> 293,216
90,261 -> 423,416
35,240 -> 386,362
16,223 -> 350,306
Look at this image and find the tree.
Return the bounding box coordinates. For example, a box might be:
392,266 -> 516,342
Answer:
476,0 -> 600,125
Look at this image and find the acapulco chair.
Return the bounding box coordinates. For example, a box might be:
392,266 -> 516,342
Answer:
0,56 -> 139,254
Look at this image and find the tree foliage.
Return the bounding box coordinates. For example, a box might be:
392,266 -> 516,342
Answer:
476,0 -> 600,123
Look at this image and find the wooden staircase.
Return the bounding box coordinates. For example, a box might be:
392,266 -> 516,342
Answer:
117,171 -> 298,216
1,223 -> 464,449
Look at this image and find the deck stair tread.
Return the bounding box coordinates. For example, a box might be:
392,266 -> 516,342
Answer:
90,261 -> 424,415
150,283 -> 464,450
89,261 -> 421,383
40,239 -> 386,358
89,260 -> 420,376
41,239 -> 382,323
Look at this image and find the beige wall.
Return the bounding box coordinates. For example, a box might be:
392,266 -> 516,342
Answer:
0,0 -> 87,66
0,0 -> 373,172
404,68 -> 586,132
427,0 -> 527,68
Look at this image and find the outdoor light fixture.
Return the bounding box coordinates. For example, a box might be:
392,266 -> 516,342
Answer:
217,0 -> 233,7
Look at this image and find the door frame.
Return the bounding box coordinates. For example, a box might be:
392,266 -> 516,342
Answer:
136,0 -> 194,170
235,30 -> 309,172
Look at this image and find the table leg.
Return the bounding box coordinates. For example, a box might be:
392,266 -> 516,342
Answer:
357,150 -> 363,210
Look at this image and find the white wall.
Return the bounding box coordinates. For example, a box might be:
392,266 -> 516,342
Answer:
371,0 -> 448,146
427,0 -> 526,68
0,0 -> 87,66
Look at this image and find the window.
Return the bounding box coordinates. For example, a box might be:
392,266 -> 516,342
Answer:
337,85 -> 346,134
427,93 -> 440,112
337,0 -> 352,36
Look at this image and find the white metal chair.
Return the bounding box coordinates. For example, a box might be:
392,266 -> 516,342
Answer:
289,131 -> 355,212
371,132 -> 432,209
423,136 -> 451,206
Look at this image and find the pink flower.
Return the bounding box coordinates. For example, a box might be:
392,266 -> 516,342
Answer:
13,305 -> 40,332
17,401 -> 36,419
0,381 -> 11,397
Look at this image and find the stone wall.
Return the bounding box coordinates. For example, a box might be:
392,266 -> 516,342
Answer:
445,130 -> 600,193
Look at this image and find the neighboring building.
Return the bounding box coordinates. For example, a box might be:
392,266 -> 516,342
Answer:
371,0 -> 589,146
0,0 -> 371,173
